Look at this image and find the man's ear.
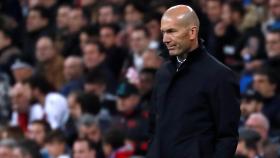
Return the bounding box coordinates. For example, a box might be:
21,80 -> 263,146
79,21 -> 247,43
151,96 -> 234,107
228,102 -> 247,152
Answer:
189,26 -> 198,40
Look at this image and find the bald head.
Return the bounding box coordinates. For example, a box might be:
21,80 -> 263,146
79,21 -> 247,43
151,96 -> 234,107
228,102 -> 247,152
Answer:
162,5 -> 200,29
161,5 -> 200,56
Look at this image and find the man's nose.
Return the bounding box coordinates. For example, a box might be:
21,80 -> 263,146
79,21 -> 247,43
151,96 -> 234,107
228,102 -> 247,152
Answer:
162,33 -> 171,44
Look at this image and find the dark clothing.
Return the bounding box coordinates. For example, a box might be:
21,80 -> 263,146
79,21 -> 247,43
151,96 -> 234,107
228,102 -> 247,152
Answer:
147,44 -> 240,158
262,96 -> 280,133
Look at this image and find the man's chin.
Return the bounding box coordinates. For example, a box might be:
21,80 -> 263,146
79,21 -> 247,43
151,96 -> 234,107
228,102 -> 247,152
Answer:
168,50 -> 179,56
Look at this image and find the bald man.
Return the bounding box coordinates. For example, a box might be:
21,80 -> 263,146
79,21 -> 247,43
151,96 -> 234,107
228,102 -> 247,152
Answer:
147,5 -> 240,158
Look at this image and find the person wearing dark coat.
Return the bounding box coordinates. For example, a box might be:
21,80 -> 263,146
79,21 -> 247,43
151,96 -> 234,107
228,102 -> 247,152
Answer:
147,5 -> 240,158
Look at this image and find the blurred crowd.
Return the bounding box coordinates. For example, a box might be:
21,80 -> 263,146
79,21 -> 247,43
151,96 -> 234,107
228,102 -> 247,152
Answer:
0,0 -> 280,157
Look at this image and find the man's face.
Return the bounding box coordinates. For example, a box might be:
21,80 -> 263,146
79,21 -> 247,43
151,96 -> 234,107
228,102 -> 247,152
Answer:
240,99 -> 262,117
0,146 -> 13,158
56,6 -> 71,29
129,30 -> 149,54
0,31 -> 11,50
12,68 -> 33,83
13,148 -> 24,158
36,37 -> 56,62
125,4 -> 143,24
73,141 -> 95,158
27,10 -> 47,32
269,0 -> 280,20
67,94 -> 82,119
253,74 -> 276,98
69,9 -> 85,33
161,17 -> 190,56
79,125 -> 101,143
146,20 -> 161,41
98,6 -> 115,25
206,1 -> 222,23
83,44 -> 104,69
117,95 -> 139,113
10,83 -> 31,112
46,141 -> 65,158
100,27 -> 116,48
265,32 -> 280,58
27,124 -> 46,146
63,57 -> 83,81
139,73 -> 154,95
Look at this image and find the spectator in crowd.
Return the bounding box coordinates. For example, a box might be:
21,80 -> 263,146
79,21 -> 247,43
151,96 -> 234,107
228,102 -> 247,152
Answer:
35,36 -> 65,90
123,0 -> 146,25
44,130 -> 70,158
0,139 -> 16,158
10,57 -> 34,83
9,82 -> 32,132
65,91 -> 100,146
99,24 -> 128,79
77,114 -> 104,158
23,6 -> 51,63
73,138 -> 96,158
98,3 -> 120,25
26,120 -> 51,148
235,128 -> 262,158
142,49 -> 163,69
240,88 -> 263,123
245,113 -> 270,154
24,74 -> 69,129
124,25 -> 150,73
60,56 -> 84,96
115,82 -> 149,155
83,41 -> 117,93
102,128 -> 133,158
0,27 -> 21,78
62,7 -> 87,57
252,69 -> 280,132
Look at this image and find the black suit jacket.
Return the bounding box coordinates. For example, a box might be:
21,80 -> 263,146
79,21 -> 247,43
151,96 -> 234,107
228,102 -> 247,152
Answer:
147,44 -> 240,158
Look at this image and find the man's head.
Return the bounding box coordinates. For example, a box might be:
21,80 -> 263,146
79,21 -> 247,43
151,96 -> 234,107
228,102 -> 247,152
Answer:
0,28 -> 12,50
240,89 -> 263,118
24,74 -> 54,100
73,138 -> 96,158
102,128 -> 125,157
82,41 -> 106,69
68,91 -> 100,119
116,82 -> 140,113
269,0 -> 280,20
35,36 -> 57,63
78,114 -> 101,143
26,6 -> 49,32
124,1 -> 145,25
245,113 -> 269,141
129,25 -> 150,55
0,139 -> 16,158
139,68 -> 156,95
253,69 -> 278,98
11,58 -> 33,82
144,12 -> 162,41
99,24 -> 119,48
63,56 -> 83,81
206,0 -> 222,23
45,130 -> 66,158
56,5 -> 71,29
9,82 -> 31,113
98,4 -> 118,25
68,7 -> 87,33
236,128 -> 261,158
265,29 -> 280,58
26,120 -> 51,147
161,5 -> 200,56
142,49 -> 163,69
83,69 -> 107,97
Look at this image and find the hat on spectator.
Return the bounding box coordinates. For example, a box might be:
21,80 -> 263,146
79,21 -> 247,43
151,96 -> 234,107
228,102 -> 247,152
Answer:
241,89 -> 263,102
10,58 -> 33,70
116,82 -> 139,98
